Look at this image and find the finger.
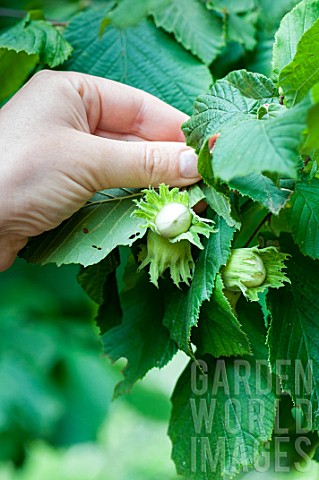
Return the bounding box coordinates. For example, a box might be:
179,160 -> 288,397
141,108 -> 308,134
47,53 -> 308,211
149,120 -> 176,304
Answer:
66,72 -> 189,141
193,199 -> 207,214
94,128 -> 144,142
74,131 -> 200,190
209,134 -> 219,151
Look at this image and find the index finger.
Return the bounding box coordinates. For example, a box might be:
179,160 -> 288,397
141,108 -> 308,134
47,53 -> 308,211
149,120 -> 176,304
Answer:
68,72 -> 189,142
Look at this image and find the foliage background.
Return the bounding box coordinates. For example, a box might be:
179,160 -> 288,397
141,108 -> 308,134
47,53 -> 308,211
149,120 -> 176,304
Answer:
0,258 -> 183,479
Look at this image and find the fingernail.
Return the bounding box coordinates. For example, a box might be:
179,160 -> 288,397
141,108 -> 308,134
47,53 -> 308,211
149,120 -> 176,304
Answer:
180,150 -> 199,178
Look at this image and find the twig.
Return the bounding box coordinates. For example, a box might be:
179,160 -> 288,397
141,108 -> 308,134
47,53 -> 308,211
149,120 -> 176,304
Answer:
81,192 -> 144,209
244,213 -> 271,248
48,20 -> 68,27
0,8 -> 25,19
0,8 -> 67,26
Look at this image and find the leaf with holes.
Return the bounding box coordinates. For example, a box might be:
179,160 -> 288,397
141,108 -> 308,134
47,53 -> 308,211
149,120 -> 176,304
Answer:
21,189 -> 146,267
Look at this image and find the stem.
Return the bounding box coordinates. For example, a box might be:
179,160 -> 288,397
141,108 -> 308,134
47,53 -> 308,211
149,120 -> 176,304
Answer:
0,8 -> 67,26
244,213 -> 271,248
0,8 -> 25,19
48,20 -> 68,27
81,192 -> 144,209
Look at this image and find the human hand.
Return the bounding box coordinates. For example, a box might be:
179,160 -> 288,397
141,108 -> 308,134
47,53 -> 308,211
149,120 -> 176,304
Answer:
0,70 -> 200,271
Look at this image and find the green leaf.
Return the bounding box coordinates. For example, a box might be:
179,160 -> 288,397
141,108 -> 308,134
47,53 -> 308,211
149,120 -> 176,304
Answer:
232,202 -> 269,249
169,302 -> 276,479
208,0 -> 256,14
236,297 -> 271,357
188,183 -> 206,207
198,138 -> 214,183
229,172 -> 291,214
105,0 -> 171,28
0,14 -> 72,101
183,69 -> 278,151
272,0 -> 319,78
77,252 -> 119,305
21,189 -> 146,267
201,182 -> 241,229
198,129 -> 290,211
102,271 -> 177,397
256,102 -> 286,120
96,249 -> 138,335
211,100 -> 308,182
164,214 -> 235,353
267,236 -> 319,430
0,49 -> 37,102
0,14 -> 73,67
247,0 -> 300,77
95,271 -> 122,335
312,444 -> 319,463
305,82 -> 319,150
152,0 -> 225,65
227,11 -> 258,50
64,8 -> 212,115
257,0 -> 300,32
194,274 -> 251,357
247,31 -> 274,77
279,18 -> 319,107
208,0 -> 258,50
289,177 -> 319,258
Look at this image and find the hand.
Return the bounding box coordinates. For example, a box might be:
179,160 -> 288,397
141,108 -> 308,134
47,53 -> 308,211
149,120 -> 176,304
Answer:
0,70 -> 200,271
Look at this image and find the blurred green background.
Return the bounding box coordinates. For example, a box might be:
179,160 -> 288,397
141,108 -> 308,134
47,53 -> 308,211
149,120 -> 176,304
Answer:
1,260 -> 319,479
0,258 -> 183,479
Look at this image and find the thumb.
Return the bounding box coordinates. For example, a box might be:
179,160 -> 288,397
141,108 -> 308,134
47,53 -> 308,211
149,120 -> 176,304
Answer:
77,133 -> 201,190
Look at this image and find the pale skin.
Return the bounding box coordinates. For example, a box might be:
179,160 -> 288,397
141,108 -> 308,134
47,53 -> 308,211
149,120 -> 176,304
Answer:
0,70 -> 204,271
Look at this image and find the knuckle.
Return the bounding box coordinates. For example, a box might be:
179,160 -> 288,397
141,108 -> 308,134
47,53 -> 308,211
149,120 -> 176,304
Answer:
131,98 -> 147,137
142,145 -> 163,185
28,70 -> 72,101
31,69 -> 56,83
30,70 -> 70,91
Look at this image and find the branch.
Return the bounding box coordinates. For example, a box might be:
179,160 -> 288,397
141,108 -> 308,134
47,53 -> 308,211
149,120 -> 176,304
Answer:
47,20 -> 68,27
0,8 -> 25,19
244,213 -> 271,248
0,8 -> 67,26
